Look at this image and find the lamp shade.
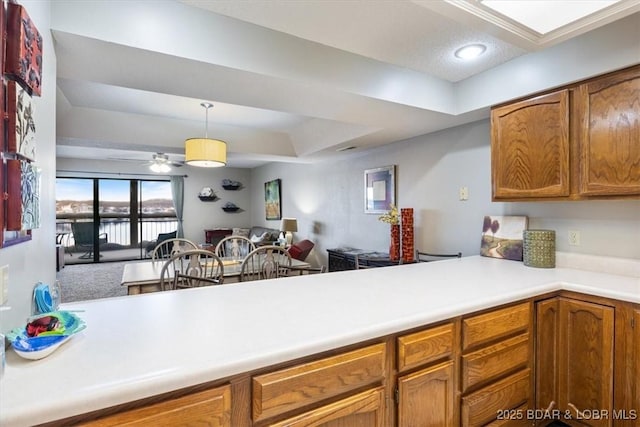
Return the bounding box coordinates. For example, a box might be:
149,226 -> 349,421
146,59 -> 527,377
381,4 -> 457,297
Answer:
280,218 -> 298,232
185,138 -> 227,167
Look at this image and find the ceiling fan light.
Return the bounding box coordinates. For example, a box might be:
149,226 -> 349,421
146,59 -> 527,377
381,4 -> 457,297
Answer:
185,138 -> 227,167
150,162 -> 171,173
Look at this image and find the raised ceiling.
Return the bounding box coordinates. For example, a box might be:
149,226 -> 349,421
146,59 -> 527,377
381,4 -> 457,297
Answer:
53,0 -> 640,169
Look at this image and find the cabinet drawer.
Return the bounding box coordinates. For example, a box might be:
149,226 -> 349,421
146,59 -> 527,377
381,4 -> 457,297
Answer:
80,385 -> 232,426
462,302 -> 530,350
252,343 -> 386,422
398,322 -> 454,372
461,369 -> 530,427
462,333 -> 530,392
268,387 -> 385,427
485,403 -> 529,427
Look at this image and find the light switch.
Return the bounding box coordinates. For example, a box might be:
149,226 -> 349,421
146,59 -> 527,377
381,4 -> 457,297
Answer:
0,265 -> 8,305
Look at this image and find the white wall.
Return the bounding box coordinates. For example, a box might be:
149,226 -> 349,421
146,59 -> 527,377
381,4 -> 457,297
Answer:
0,1 -> 57,332
56,158 -> 252,244
250,119 -> 640,268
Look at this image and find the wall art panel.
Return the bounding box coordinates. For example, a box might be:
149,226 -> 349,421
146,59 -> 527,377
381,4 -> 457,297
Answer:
6,159 -> 40,231
7,80 -> 36,160
5,2 -> 43,96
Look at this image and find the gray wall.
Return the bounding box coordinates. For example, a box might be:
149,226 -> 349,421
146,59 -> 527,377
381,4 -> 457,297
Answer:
250,119 -> 640,268
0,1 -> 57,332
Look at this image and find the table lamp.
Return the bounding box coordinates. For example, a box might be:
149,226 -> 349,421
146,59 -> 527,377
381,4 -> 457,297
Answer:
280,218 -> 298,245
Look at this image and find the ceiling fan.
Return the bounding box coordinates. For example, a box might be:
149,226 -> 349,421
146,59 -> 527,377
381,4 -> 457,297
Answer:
108,152 -> 184,173
148,153 -> 184,173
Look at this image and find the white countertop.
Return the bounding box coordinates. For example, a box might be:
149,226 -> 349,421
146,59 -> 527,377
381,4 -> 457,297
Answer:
1,256 -> 639,426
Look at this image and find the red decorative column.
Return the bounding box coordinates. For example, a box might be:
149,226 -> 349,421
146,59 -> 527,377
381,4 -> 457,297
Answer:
389,224 -> 400,261
401,208 -> 414,263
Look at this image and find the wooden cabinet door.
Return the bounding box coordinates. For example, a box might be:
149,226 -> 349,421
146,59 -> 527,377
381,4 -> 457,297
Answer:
491,90 -> 570,199
558,298 -> 614,427
80,385 -> 232,426
535,298 -> 560,413
267,387 -> 385,427
397,360 -> 456,427
576,65 -> 640,196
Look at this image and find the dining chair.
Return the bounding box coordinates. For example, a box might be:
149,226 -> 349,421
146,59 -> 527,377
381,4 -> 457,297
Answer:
151,238 -> 198,261
415,250 -> 462,262
214,236 -> 255,260
240,245 -> 292,282
288,265 -> 327,275
159,249 -> 224,291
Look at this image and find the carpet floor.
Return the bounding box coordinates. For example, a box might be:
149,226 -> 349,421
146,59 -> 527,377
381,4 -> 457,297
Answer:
56,261 -> 132,302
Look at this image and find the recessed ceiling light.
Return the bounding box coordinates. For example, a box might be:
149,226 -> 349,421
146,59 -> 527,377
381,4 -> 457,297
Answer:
454,44 -> 487,60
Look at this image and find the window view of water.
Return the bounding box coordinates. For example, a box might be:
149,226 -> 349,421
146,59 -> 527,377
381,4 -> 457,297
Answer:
56,178 -> 178,262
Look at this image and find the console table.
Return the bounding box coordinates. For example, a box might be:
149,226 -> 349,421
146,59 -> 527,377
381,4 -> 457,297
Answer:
327,247 -> 400,271
204,228 -> 232,247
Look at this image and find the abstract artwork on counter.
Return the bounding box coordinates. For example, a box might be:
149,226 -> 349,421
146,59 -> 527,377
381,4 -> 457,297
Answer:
7,80 -> 36,160
5,2 -> 43,96
480,215 -> 528,261
6,159 -> 40,231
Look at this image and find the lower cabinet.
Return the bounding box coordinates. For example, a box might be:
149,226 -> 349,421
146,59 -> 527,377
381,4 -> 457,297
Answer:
59,294 -> 638,427
79,385 -> 232,426
397,360 -> 456,427
536,297 -> 615,427
460,302 -> 533,427
268,387 -> 386,427
252,343 -> 386,424
396,322 -> 457,427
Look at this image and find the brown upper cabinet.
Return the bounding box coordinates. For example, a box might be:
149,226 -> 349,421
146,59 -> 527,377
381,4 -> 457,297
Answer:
491,65 -> 640,201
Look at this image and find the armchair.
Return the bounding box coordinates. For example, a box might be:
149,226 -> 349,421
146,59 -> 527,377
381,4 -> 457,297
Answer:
71,222 -> 108,259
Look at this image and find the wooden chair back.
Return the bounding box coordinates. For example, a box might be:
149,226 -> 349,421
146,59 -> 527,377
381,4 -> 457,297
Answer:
159,249 -> 224,291
240,245 -> 292,282
214,236 -> 255,259
151,238 -> 198,260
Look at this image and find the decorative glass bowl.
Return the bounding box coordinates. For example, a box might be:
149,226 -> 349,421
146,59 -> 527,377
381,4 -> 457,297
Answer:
7,311 -> 86,360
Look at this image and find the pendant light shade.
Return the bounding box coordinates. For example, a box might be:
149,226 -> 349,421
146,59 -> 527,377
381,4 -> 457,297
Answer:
185,102 -> 227,167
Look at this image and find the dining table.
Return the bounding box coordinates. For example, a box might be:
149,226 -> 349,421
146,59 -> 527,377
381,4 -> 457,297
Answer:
121,257 -> 310,295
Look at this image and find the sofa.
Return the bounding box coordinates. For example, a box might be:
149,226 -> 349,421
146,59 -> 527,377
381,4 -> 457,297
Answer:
232,226 -> 281,246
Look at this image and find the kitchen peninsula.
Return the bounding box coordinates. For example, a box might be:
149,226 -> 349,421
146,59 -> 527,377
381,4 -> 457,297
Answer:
1,256 -> 639,426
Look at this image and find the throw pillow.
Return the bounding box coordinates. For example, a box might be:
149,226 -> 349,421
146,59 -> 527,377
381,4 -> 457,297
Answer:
250,232 -> 268,243
232,227 -> 250,238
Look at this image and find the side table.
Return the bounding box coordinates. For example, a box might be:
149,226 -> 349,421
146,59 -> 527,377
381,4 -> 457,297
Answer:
327,247 -> 401,272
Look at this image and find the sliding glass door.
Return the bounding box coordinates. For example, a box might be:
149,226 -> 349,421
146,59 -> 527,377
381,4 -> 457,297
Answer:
56,177 -> 176,264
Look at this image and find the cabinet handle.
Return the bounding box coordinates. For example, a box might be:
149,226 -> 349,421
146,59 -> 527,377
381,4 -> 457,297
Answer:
544,401 -> 556,412
567,402 -> 582,418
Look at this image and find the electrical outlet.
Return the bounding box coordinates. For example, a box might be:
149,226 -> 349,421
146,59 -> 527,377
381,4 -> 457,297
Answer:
568,230 -> 581,246
459,186 -> 469,201
0,265 -> 8,305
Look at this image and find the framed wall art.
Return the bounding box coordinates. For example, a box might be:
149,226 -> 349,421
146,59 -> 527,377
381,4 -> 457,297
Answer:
264,178 -> 282,220
364,165 -> 395,214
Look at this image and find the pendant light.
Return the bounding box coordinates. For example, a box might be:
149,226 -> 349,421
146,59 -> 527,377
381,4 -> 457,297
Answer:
185,102 -> 227,167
